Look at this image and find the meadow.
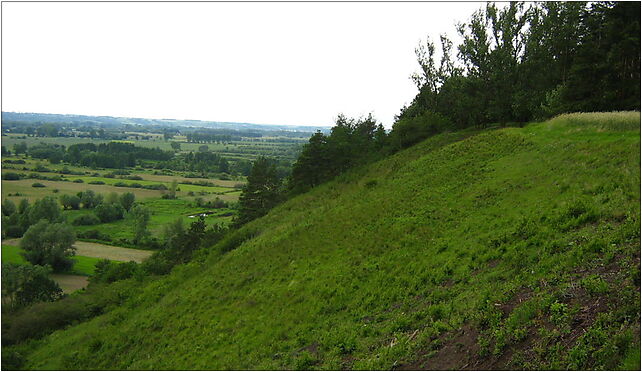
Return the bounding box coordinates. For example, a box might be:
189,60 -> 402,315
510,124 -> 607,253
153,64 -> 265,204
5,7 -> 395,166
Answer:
11,112 -> 639,370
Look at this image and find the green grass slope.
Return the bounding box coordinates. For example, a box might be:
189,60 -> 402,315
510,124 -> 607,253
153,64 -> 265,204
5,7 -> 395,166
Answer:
19,112 -> 641,370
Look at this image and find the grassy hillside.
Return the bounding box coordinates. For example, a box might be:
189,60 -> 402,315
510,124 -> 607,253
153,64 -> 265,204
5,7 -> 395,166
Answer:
14,112 -> 641,370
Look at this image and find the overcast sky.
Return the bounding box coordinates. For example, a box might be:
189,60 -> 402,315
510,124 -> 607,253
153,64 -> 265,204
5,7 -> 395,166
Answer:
2,2 -> 483,128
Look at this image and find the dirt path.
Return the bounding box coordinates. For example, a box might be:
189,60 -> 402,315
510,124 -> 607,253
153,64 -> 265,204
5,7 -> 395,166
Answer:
50,274 -> 89,293
2,239 -> 153,263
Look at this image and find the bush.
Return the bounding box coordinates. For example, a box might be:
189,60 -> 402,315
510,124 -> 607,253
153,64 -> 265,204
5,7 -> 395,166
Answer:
79,190 -> 103,209
389,111 -> 451,150
119,192 -> 136,211
94,203 -> 125,223
33,164 -> 50,172
71,214 -> 101,226
77,229 -> 112,242
31,182 -> 46,188
73,179 -> 84,183
4,225 -> 23,238
142,184 -> 167,190
2,199 -> 17,216
141,251 -> 174,275
91,260 -> 139,284
2,172 -> 21,180
1,294 -> 90,346
59,194 -> 81,210
87,180 -> 105,185
1,263 -> 63,311
28,196 -> 62,225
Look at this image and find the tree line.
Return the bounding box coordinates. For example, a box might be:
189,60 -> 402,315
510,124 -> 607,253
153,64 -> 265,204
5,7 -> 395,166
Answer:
233,2 -> 640,228
399,2 -> 639,131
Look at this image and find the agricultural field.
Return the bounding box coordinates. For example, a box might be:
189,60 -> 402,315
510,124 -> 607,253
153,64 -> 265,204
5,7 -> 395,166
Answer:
1,146 -> 242,251
2,132 -> 307,161
61,199 -> 235,246
1,242 -> 135,293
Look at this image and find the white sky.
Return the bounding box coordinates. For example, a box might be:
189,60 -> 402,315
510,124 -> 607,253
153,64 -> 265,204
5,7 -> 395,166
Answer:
2,2 -> 484,128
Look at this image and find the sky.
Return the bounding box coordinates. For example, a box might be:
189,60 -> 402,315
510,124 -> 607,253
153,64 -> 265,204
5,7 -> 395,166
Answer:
2,2 -> 484,128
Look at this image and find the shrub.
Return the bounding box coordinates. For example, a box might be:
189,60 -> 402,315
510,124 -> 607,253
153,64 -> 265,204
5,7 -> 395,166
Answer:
94,203 -> 125,223
59,194 -> 81,210
2,172 -> 21,180
28,196 -> 62,225
2,199 -> 17,216
31,182 -> 46,188
71,214 -> 101,226
79,190 -> 103,209
33,164 -> 50,172
91,260 -> 139,284
119,192 -> 136,211
73,179 -> 84,183
1,263 -> 63,311
87,180 -> 105,185
77,229 -> 112,242
389,111 -> 452,150
1,294 -> 90,346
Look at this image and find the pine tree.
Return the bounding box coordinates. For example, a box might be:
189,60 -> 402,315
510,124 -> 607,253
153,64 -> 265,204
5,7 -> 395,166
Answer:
234,157 -> 282,227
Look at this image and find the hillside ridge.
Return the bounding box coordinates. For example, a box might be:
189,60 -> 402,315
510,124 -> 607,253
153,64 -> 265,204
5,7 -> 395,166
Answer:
18,112 -> 642,370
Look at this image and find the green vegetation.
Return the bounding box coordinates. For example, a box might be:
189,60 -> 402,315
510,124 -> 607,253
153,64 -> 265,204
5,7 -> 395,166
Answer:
398,2 -> 639,130
0,2 -> 639,369
7,112 -> 639,370
20,221 -> 76,272
2,245 -> 106,276
1,263 -> 62,311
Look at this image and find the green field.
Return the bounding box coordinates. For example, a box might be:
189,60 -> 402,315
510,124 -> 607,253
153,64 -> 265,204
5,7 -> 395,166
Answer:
2,244 -> 112,276
13,112 -> 640,370
64,199 -> 235,246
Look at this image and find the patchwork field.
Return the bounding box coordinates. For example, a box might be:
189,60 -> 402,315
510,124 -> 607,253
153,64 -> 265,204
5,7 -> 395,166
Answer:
3,239 -> 152,263
1,178 -> 164,203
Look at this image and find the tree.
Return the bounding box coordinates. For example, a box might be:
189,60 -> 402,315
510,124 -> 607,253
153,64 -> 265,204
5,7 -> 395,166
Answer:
119,192 -> 136,212
130,205 -> 150,244
234,157 -> 282,227
12,142 -> 27,155
170,141 -> 181,152
59,194 -> 80,210
164,180 -> 178,200
28,196 -> 62,225
94,203 -> 125,223
2,199 -> 17,216
198,145 -> 209,152
20,221 -> 76,272
105,192 -> 119,205
1,263 -> 63,310
79,190 -> 103,209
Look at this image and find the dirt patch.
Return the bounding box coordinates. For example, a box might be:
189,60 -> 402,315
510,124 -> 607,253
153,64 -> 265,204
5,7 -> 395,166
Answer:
400,325 -> 481,370
499,287 -> 534,318
50,274 -> 88,293
399,252 -> 638,370
72,241 -> 152,263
